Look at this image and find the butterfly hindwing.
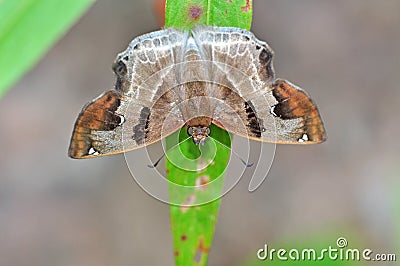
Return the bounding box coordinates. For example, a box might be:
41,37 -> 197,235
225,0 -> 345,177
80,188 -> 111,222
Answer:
69,90 -> 126,158
69,89 -> 185,159
192,27 -> 325,143
268,79 -> 326,143
212,79 -> 326,144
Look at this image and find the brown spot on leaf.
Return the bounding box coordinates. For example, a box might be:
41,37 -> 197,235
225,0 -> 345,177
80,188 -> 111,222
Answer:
241,0 -> 251,12
188,5 -> 203,20
180,206 -> 188,213
195,175 -> 210,190
194,236 -> 209,263
181,235 -> 187,241
240,0 -> 250,12
180,194 -> 196,212
198,237 -> 209,253
196,158 -> 214,171
174,251 -> 179,257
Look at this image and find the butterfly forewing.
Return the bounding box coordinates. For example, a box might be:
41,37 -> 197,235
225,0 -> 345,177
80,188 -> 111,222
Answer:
69,29 -> 188,159
192,26 -> 275,98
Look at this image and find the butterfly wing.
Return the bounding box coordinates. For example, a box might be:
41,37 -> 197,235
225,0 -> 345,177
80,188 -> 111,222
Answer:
192,26 -> 275,98
212,79 -> 326,144
69,29 -> 188,159
69,89 -> 185,159
69,26 -> 326,159
193,26 -> 326,144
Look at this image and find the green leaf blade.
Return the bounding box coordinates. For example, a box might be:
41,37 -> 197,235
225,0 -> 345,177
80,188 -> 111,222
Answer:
165,0 -> 252,265
165,0 -> 252,30
0,0 -> 94,98
167,125 -> 231,265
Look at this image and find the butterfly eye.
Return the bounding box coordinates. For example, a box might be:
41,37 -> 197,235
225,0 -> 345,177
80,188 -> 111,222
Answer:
113,60 -> 127,76
205,127 -> 210,135
188,127 -> 194,136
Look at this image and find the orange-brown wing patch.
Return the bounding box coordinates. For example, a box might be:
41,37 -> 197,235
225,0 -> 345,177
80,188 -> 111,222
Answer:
69,90 -> 123,159
271,79 -> 326,143
211,80 -> 326,144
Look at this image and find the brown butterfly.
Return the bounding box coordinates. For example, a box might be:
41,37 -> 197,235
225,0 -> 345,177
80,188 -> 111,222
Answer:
69,26 -> 326,159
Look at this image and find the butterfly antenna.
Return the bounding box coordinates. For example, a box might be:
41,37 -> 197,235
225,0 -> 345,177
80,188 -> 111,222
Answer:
209,136 -> 254,168
148,153 -> 165,168
147,136 -> 192,168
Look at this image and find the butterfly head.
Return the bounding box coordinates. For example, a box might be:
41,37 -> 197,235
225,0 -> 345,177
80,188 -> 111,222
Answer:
187,126 -> 210,145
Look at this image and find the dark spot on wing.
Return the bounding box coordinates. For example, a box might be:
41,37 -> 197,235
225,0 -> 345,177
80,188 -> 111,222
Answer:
101,93 -> 122,131
153,38 -> 161,46
113,59 -> 130,92
133,107 -> 151,145
245,101 -> 262,138
272,101 -> 299,120
259,48 -> 274,82
112,60 -> 127,76
114,76 -> 123,91
273,82 -> 289,102
272,82 -> 303,120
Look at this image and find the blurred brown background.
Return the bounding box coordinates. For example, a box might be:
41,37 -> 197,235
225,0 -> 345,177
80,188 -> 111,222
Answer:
0,0 -> 399,265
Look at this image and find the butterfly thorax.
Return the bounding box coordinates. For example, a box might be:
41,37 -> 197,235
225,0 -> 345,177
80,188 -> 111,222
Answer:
186,116 -> 212,145
182,50 -> 212,146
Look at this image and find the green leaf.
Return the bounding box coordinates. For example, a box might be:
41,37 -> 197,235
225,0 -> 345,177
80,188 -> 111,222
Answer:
165,0 -> 252,30
167,125 -> 231,265
0,0 -> 94,98
165,0 -> 252,265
